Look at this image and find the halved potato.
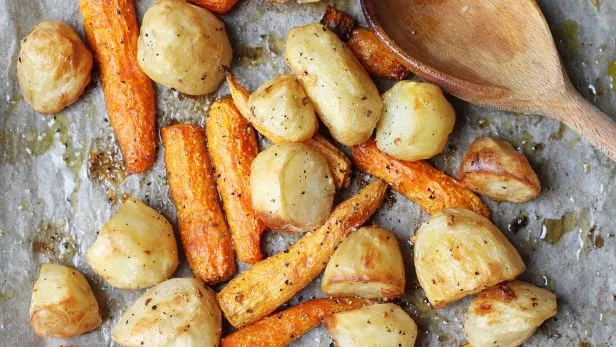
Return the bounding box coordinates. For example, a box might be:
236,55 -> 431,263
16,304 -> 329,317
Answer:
248,74 -> 318,142
322,226 -> 405,299
325,303 -> 417,347
414,208 -> 525,308
375,81 -> 455,161
457,137 -> 541,203
113,278 -> 221,347
250,143 -> 335,233
87,197 -> 179,289
465,281 -> 557,347
29,264 -> 101,338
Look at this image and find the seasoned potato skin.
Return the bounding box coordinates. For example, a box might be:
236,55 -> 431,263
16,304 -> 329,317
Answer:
206,98 -> 266,264
87,197 -> 179,289
325,303 -> 418,347
322,226 -> 405,299
352,140 -> 489,216
112,278 -> 221,347
286,23 -> 382,146
30,264 -> 102,338
162,124 -> 236,284
188,0 -> 239,14
80,0 -> 156,173
217,180 -> 388,328
414,208 -> 525,308
221,298 -> 370,347
458,137 -> 541,203
347,28 -> 409,80
465,281 -> 557,347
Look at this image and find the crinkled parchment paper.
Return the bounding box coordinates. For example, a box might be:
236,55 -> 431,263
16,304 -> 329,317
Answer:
1,0 -> 615,345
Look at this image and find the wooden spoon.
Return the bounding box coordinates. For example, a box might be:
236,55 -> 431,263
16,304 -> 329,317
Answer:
362,0 -> 616,161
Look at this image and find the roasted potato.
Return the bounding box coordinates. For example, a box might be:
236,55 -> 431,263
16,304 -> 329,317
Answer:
322,226 -> 405,299
221,298 -> 370,347
113,278 -> 221,347
458,137 -> 541,203
138,0 -> 232,95
248,74 -> 319,142
325,303 -> 418,347
376,81 -> 455,161
414,208 -> 525,308
465,281 -> 557,347
250,143 -> 335,233
17,21 -> 93,114
352,140 -> 490,217
285,23 -> 382,146
87,197 -> 179,289
80,0 -> 157,173
188,0 -> 239,14
30,264 -> 101,338
217,180 -> 388,328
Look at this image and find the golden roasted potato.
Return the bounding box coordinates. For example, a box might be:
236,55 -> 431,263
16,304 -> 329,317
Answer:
414,208 -> 525,308
465,281 -> 557,347
322,226 -> 405,299
17,21 -> 93,114
458,137 -> 541,203
248,74 -> 319,142
87,197 -> 179,289
250,143 -> 335,233
285,23 -> 382,146
113,278 -> 221,347
29,264 -> 101,338
376,81 -> 455,161
325,303 -> 418,347
137,0 -> 232,95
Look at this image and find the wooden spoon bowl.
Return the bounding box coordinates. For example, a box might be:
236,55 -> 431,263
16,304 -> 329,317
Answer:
362,0 -> 616,161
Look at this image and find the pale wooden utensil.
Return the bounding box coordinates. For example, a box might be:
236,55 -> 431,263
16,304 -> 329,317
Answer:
362,0 -> 616,161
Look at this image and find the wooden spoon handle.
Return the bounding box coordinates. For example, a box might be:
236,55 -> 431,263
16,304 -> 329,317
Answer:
544,93 -> 616,162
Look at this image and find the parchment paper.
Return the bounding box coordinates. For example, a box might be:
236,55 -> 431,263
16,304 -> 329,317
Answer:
1,0 -> 615,346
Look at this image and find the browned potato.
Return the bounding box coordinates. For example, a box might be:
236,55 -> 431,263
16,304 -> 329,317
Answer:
457,137 -> 541,203
414,208 -> 525,308
465,281 -> 557,347
321,226 -> 405,299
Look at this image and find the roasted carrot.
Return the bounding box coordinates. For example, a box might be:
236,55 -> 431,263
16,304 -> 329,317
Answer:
320,5 -> 356,41
80,0 -> 156,173
217,180 -> 387,328
352,140 -> 490,217
189,0 -> 239,14
225,71 -> 351,189
162,124 -> 236,284
221,298 -> 370,347
206,98 -> 266,264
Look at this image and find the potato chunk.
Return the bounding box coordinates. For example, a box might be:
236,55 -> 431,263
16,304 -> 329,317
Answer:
457,137 -> 541,203
29,264 -> 101,338
376,81 -> 455,161
325,303 -> 417,347
465,281 -> 557,347
322,226 -> 405,299
248,75 -> 319,142
137,0 -> 232,95
250,143 -> 335,233
87,198 -> 179,289
113,278 -> 221,347
414,208 -> 525,308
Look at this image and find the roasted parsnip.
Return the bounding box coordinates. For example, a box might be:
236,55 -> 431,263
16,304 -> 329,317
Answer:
162,124 -> 236,284
465,281 -> 557,347
225,71 -> 351,189
206,98 -> 266,264
414,208 -> 526,308
189,0 -> 239,14
30,264 -> 101,338
217,180 -> 388,328
221,298 -> 370,347
80,0 -> 156,173
352,140 -> 490,216
458,137 -> 541,203
321,226 -> 405,299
